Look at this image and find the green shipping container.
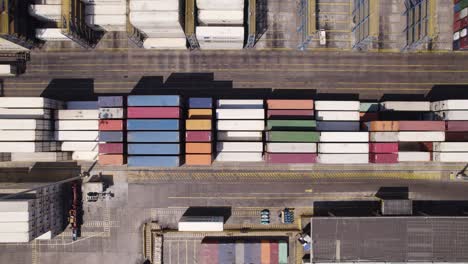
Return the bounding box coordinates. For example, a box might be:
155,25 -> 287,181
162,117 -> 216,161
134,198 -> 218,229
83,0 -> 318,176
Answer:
461,0 -> 468,9
279,241 -> 288,264
267,131 -> 320,142
266,120 -> 316,130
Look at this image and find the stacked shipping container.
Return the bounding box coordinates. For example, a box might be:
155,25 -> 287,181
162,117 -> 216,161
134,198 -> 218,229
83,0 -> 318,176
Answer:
265,99 -> 318,164
127,95 -> 181,167
84,0 -> 126,31
98,96 -> 125,165
215,100 -> 264,162
454,0 -> 468,50
185,98 -> 213,165
367,121 -> 399,163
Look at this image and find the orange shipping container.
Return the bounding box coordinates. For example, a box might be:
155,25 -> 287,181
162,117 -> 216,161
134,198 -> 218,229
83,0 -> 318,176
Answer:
188,109 -> 212,119
99,120 -> 123,131
267,99 -> 314,110
186,119 -> 211,130
261,240 -> 271,264
185,154 -> 212,165
98,154 -> 124,165
186,143 -> 212,154
369,121 -> 399,131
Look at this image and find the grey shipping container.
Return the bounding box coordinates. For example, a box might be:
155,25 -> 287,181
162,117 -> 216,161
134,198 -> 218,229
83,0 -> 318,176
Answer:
98,96 -> 123,107
127,132 -> 180,142
245,242 -> 261,264
126,119 -> 179,131
219,243 -> 235,264
127,95 -> 180,106
128,144 -> 180,155
99,132 -> 123,142
128,156 -> 179,167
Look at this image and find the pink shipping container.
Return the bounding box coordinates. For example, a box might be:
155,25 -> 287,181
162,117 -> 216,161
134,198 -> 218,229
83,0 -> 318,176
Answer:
98,143 -> 123,154
127,107 -> 180,118
186,131 -> 212,142
369,153 -> 398,163
369,143 -> 398,153
446,121 -> 468,131
270,242 -> 279,264
199,242 -> 218,264
267,110 -> 314,118
454,19 -> 462,31
455,11 -> 461,22
266,153 -> 317,164
398,121 -> 445,131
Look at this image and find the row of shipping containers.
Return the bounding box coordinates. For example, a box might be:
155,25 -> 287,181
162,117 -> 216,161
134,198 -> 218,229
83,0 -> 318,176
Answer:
454,0 -> 468,50
185,98 -> 213,165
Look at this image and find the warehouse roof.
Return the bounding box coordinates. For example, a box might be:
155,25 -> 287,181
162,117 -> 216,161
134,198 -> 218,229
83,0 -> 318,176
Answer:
311,216 -> 468,262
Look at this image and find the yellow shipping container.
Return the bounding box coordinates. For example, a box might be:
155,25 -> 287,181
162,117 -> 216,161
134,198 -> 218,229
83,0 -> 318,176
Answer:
188,109 -> 212,119
186,119 -> 212,130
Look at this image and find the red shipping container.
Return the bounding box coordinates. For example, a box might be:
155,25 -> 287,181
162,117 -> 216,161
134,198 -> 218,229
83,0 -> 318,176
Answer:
462,17 -> 468,28
445,132 -> 468,141
267,110 -> 314,118
270,242 -> 279,264
266,153 -> 317,164
398,121 -> 445,131
99,143 -> 123,154
455,11 -> 461,22
186,131 -> 212,142
127,107 -> 180,118
369,153 -> 398,163
99,120 -> 123,131
454,19 -> 462,31
360,112 -> 379,122
98,154 -> 124,165
461,36 -> 468,49
446,121 -> 468,131
369,143 -> 398,153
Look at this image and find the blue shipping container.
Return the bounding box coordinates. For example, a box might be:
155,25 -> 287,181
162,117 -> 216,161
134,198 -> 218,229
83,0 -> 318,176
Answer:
98,96 -> 123,107
127,119 -> 179,131
128,144 -> 180,155
127,95 -> 180,106
128,156 -> 179,167
218,243 -> 235,264
127,132 -> 180,142
455,3 -> 461,13
99,132 -> 123,142
189,98 -> 212,108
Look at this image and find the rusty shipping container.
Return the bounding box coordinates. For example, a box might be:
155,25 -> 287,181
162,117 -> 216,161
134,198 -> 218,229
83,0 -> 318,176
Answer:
186,143 -> 212,154
267,99 -> 314,109
366,121 -> 399,131
99,120 -> 124,131
98,154 -> 124,165
185,154 -> 212,165
398,121 -> 445,131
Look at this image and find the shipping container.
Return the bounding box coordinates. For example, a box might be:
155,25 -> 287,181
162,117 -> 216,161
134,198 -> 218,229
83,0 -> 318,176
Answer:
55,131 -> 98,141
369,153 -> 398,163
61,142 -> 99,151
267,131 -> 320,142
267,120 -> 316,130
319,154 -> 369,164
196,27 -> 245,47
178,216 -> 223,231
99,120 -> 124,131
189,98 -> 212,108
398,132 -> 445,142
98,108 -> 124,119
98,96 -> 123,107
72,151 -> 98,161
128,144 -> 179,155
267,99 -> 314,110
216,152 -> 263,162
66,101 -> 98,109
218,242 -> 236,264
185,154 -> 212,165
0,232 -> 35,243
127,95 -> 180,106
369,132 -> 399,142
380,101 -> 430,111
129,0 -> 179,11
266,153 -> 317,163
188,109 -> 212,119
216,109 -> 265,120
0,97 -> 63,109
431,99 -> 468,111
128,156 -> 179,167
0,130 -> 53,141
200,241 -> 219,264
360,102 -> 379,112
261,240 -> 271,264
0,119 -> 52,130
55,120 -> 98,130
186,143 -> 212,154
435,110 -> 468,120
98,143 -> 123,154
127,119 -> 179,131
318,143 -> 369,153
433,142 -> 468,152
186,131 -> 212,142
433,152 -> 468,162
266,143 -> 317,153
217,131 -> 262,141
197,0 -> 244,10
270,242 -> 279,264
186,120 -> 212,130
98,154 -> 124,165
0,142 -> 57,153
11,152 -> 71,162
56,110 -> 99,120
365,121 -> 399,132
444,132 -> 468,142
142,38 -> 187,50
319,132 -> 369,142
398,121 -> 445,131
198,10 -> 243,25
216,99 -> 263,109
398,152 -> 431,162
278,241 -> 288,264
0,109 -> 52,119
216,142 -> 263,152
99,132 -> 123,142
217,120 -> 264,131
127,107 -> 180,118
316,121 -> 359,131
267,110 -> 314,118
447,121 -> 468,131
315,101 -> 360,111
316,111 -> 360,121
127,132 -> 179,142
369,143 -> 398,153
235,241 -> 244,264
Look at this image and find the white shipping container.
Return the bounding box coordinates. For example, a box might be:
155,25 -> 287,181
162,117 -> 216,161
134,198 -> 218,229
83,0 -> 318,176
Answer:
0,64 -> 14,76
0,38 -> 29,52
380,101 -> 430,111
433,142 -> 468,152
196,0 -> 244,10
98,108 -> 124,119
0,232 -> 35,243
11,152 -> 71,162
130,11 -> 180,25
66,101 -> 98,110
0,212 -> 34,222
29,5 -> 61,21
0,119 -> 51,130
215,152 -> 263,162
0,130 -> 52,141
140,27 -> 185,38
61,142 -> 99,151
0,222 -> 34,233
0,200 -> 35,212
216,109 -> 264,120
318,154 -> 369,164
398,152 -> 431,162
178,216 -> 223,232
316,111 -> 360,121
433,152 -> 468,162
217,120 -> 264,131
314,101 -> 360,111
85,4 -> 126,15
318,143 -> 369,153
85,14 -> 126,27
198,41 -> 244,50
266,143 -> 317,153
216,142 -> 263,152
462,7 -> 468,18
55,120 -> 99,130
319,132 -> 369,142
316,121 -> 360,131
398,132 -> 445,142
72,151 -> 98,161
217,99 -> 263,109
0,142 -> 56,153
198,10 -> 244,25
0,97 -> 63,109
143,38 -> 187,49
217,131 -> 262,141
196,26 -> 244,42
56,110 -> 99,120
431,100 -> 468,111
130,0 -> 179,11
435,110 -> 468,121
36,28 -> 70,41
0,109 -> 51,119
369,132 -> 399,142
55,131 -> 99,141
